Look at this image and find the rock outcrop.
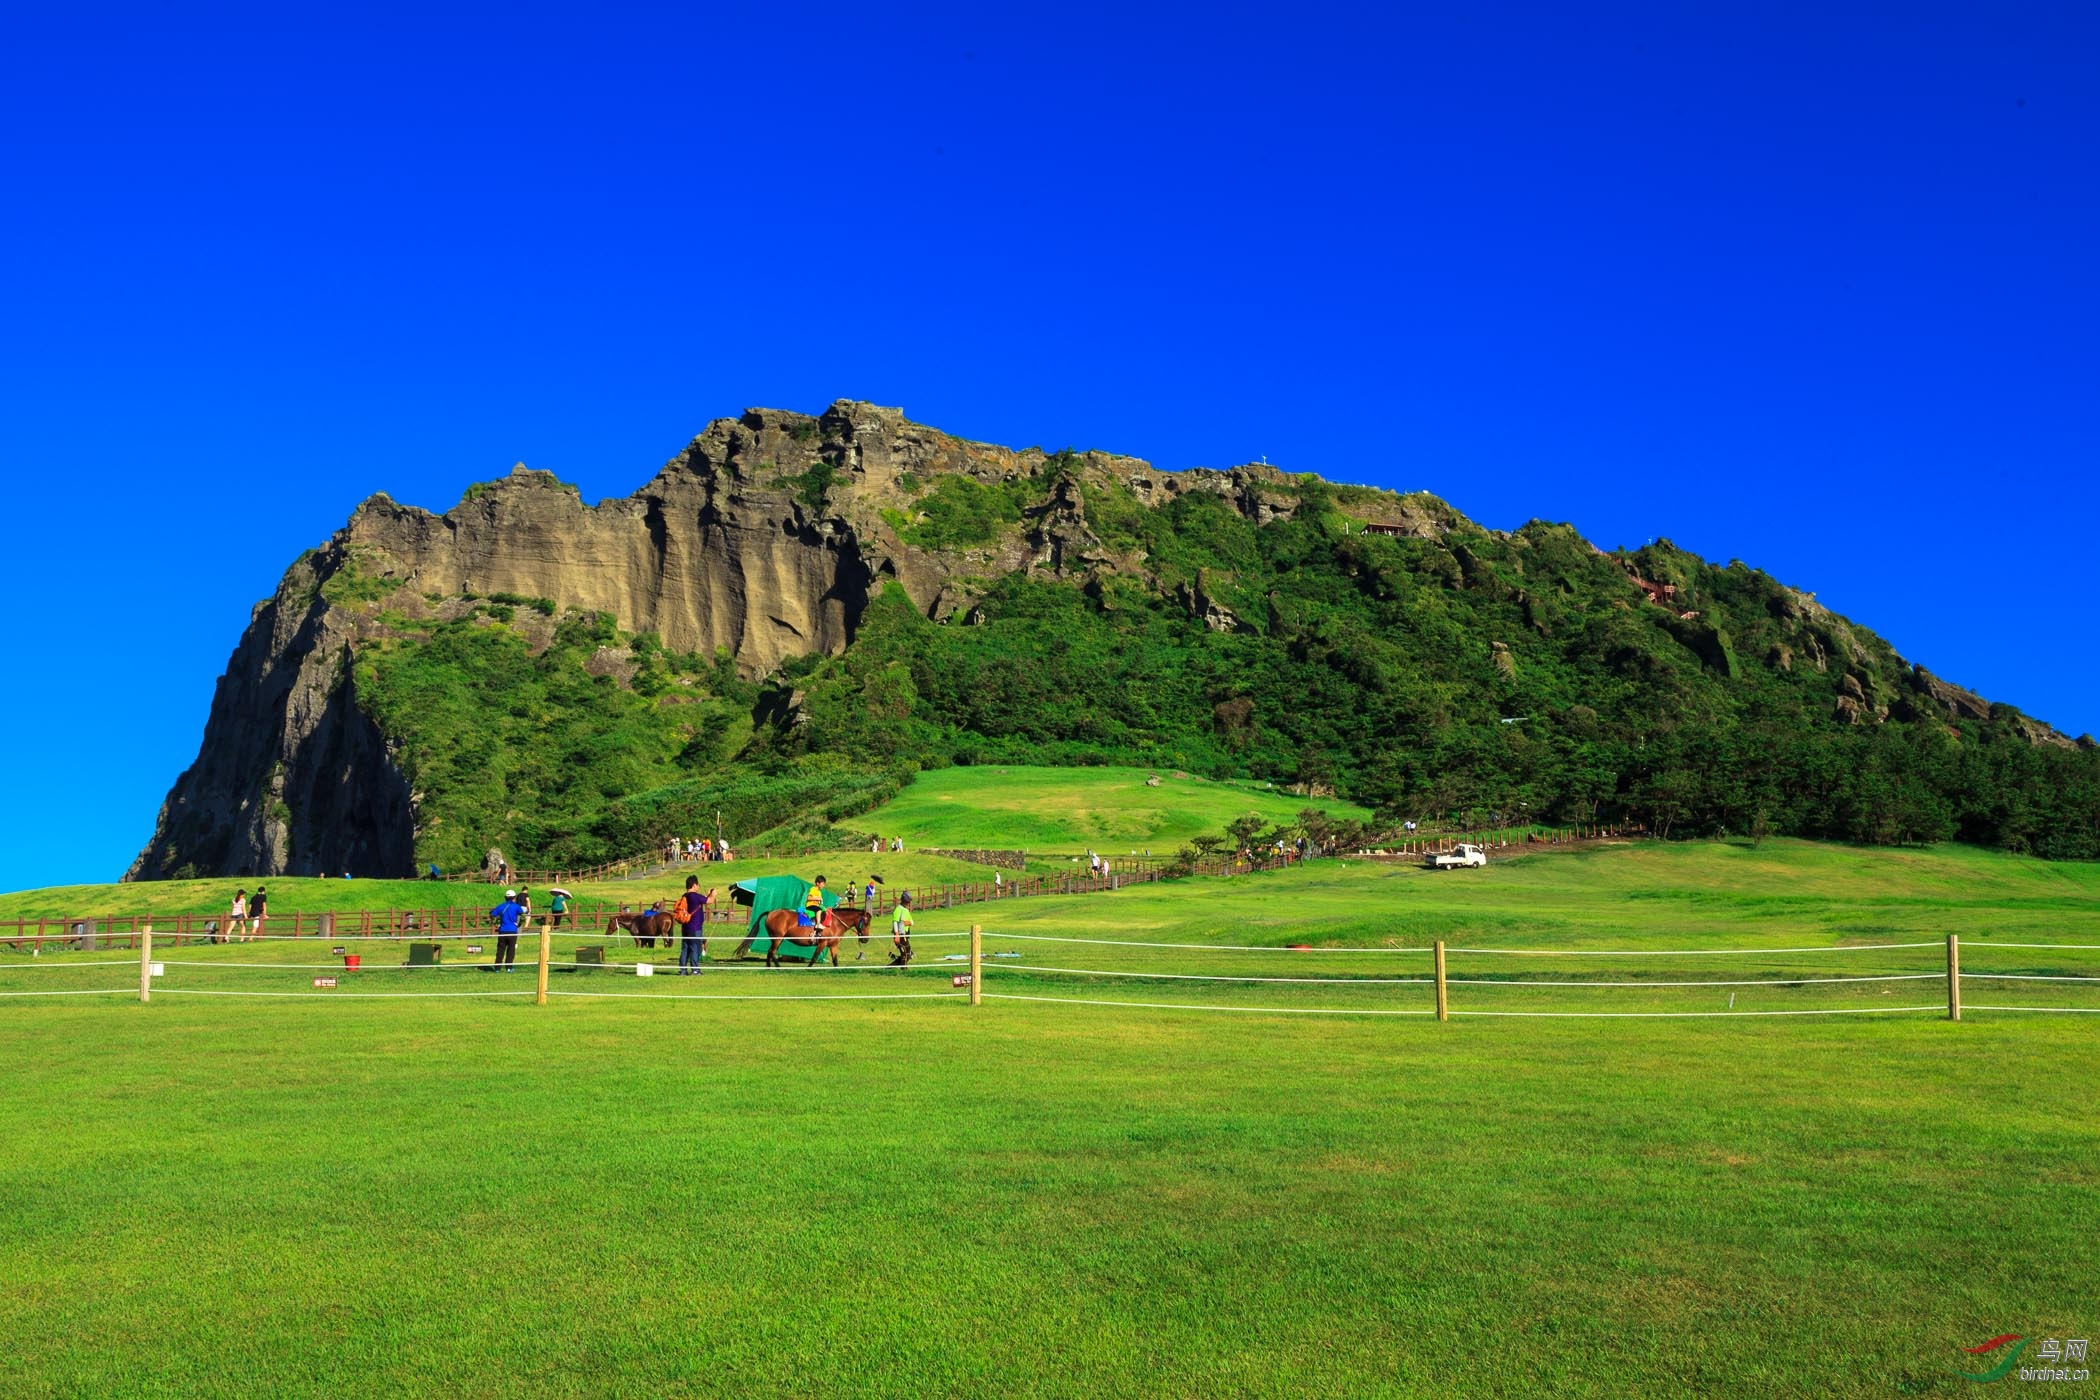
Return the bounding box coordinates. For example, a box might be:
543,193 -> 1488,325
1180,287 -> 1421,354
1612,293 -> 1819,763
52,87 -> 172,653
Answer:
128,401 -> 1308,879
124,551 -> 414,881
128,398 -> 2077,881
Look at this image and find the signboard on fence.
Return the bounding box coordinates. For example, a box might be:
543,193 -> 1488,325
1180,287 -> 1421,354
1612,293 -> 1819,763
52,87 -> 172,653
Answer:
149,962 -> 164,977
312,977 -> 338,989
467,945 -> 484,954
952,974 -> 973,988
636,962 -> 654,978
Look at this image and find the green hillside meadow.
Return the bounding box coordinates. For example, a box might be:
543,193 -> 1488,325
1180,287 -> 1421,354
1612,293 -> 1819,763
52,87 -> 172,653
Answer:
855,763 -> 1366,854
4,779 -> 2096,1395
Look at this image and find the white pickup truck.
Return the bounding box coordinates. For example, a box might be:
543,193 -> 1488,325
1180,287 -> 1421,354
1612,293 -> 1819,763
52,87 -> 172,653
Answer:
1424,843 -> 1488,870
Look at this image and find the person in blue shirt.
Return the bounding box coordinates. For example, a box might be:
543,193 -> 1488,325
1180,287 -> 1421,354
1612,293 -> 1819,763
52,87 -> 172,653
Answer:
489,889 -> 525,969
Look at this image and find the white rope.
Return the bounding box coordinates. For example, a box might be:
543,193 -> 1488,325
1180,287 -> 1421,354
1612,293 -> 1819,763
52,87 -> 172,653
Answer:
152,960 -> 477,971
153,989 -> 534,999
964,933 -> 1432,953
1966,943 -> 2100,951
589,966 -> 941,974
1959,973 -> 2100,982
1964,1004 -> 2100,1014
546,991 -> 967,1002
1446,942 -> 1942,956
983,993 -> 1434,1016
1443,972 -> 1948,988
0,988 -> 134,997
0,960 -> 143,968
994,964 -> 1433,985
1450,1005 -> 1947,1018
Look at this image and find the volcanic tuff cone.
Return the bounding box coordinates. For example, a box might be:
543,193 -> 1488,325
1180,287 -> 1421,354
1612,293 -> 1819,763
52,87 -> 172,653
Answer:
129,400 -> 2088,881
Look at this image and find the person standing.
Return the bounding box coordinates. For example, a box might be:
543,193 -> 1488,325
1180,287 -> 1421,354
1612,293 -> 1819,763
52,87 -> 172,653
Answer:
549,888 -> 569,931
517,886 -> 533,926
249,886 -> 269,941
490,889 -> 524,969
227,888 -> 248,944
673,877 -> 709,974
889,892 -> 914,964
857,877 -> 879,960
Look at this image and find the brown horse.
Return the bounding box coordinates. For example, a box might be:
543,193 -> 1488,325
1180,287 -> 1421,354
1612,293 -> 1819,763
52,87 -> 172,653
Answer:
759,906 -> 871,967
607,905 -> 676,949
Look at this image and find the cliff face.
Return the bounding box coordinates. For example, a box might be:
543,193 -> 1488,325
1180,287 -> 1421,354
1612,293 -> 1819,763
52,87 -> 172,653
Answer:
130,398 -> 2079,881
125,553 -> 416,880
130,400 -> 1291,878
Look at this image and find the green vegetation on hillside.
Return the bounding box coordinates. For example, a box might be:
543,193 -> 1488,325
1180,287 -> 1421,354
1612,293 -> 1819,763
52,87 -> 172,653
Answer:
321,451 -> 2100,875
779,478 -> 2100,858
883,472 -> 1029,550
860,764 -> 1364,853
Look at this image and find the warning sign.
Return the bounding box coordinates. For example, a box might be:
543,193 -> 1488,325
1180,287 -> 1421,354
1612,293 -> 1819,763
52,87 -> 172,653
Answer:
952,974 -> 974,988
312,977 -> 338,989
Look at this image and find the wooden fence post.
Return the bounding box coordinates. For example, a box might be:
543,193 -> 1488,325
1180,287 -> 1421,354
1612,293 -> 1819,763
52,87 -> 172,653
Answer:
1946,933 -> 1961,1022
139,926 -> 153,1004
969,923 -> 982,1007
537,920 -> 552,1007
1433,940 -> 1448,1022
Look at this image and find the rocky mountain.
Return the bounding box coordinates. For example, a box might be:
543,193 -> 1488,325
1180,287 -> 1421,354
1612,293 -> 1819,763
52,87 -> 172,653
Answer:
128,401 -> 2099,880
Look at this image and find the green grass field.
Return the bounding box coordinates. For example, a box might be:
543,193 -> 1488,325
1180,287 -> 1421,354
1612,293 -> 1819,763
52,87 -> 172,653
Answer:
3,780 -> 2097,1394
856,763 -> 1367,855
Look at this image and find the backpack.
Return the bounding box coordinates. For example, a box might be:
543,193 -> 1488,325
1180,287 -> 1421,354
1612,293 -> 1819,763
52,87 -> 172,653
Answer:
671,894 -> 693,922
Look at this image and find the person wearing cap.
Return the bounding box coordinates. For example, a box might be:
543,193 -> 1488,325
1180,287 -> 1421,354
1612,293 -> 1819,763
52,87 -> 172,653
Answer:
889,891 -> 914,964
489,889 -> 526,970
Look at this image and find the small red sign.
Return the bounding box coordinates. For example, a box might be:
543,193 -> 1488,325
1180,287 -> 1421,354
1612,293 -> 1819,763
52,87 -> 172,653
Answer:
312,976 -> 338,989
952,974 -> 974,988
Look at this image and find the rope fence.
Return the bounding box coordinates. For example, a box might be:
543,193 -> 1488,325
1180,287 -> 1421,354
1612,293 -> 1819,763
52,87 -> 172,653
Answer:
3,926 -> 2095,1020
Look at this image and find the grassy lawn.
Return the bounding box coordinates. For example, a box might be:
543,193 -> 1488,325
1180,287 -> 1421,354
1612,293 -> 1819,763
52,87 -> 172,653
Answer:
2,833 -> 2096,1394
857,763 -> 1367,855
0,996 -> 2092,1397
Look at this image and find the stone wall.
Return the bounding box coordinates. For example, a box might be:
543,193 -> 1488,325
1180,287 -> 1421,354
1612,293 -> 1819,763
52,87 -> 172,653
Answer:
918,848 -> 1028,871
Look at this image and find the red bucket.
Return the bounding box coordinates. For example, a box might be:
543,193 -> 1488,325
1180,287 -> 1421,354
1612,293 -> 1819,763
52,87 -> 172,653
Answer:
344,953 -> 362,970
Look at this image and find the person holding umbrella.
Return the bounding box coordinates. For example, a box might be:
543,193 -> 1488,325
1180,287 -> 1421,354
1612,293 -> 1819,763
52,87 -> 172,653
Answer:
547,887 -> 572,931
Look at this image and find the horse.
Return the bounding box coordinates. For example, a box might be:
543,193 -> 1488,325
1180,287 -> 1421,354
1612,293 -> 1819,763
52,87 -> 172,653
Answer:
758,905 -> 870,967
607,904 -> 675,949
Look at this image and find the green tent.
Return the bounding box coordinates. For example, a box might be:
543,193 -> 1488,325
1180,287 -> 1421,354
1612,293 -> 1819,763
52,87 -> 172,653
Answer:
729,875 -> 839,963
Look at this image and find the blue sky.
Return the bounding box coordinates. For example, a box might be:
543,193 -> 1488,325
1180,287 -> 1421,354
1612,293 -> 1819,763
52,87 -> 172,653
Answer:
1,2 -> 2094,891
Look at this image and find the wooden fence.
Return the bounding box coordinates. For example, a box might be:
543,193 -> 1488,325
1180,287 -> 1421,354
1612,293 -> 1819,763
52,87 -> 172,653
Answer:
0,859 -> 1172,953
6,827 -> 1645,954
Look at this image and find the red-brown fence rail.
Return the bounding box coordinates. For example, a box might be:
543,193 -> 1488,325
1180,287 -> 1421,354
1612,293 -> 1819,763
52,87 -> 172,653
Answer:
3,828 -> 1645,954
0,860 -> 1175,952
